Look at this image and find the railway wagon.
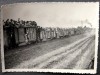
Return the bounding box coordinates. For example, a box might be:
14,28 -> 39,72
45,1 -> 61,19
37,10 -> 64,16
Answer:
59,28 -> 64,38
45,28 -> 51,39
53,28 -> 57,38
15,26 -> 37,45
70,29 -> 75,36
55,28 -> 68,38
40,28 -> 47,41
50,28 -> 57,39
74,27 -> 85,35
55,28 -> 61,38
24,27 -> 37,43
62,29 -> 66,37
3,25 -> 37,49
40,27 -> 56,41
40,28 -> 50,42
64,29 -> 69,37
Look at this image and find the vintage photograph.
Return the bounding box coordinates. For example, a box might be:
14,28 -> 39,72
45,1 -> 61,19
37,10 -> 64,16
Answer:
1,2 -> 99,73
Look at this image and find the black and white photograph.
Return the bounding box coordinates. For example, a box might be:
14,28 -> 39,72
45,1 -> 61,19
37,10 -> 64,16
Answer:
0,2 -> 99,73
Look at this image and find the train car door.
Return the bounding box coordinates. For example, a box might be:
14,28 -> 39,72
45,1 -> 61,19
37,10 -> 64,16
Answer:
6,26 -> 16,49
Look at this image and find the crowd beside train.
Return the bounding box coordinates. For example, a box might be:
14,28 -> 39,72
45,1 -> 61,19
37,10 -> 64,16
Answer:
3,19 -> 90,50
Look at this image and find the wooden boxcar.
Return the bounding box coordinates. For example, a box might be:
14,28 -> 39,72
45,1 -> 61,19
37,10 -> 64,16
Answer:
3,25 -> 37,49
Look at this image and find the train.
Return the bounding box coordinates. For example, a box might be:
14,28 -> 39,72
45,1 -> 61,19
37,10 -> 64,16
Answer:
3,19 -> 86,50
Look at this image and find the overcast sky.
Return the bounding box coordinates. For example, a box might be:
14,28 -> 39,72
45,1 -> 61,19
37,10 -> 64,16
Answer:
2,2 -> 99,28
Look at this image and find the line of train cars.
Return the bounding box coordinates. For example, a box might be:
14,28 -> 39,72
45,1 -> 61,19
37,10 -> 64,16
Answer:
3,20 -> 85,50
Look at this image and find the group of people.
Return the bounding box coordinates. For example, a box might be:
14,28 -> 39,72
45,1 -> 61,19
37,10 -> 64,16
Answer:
3,19 -> 37,27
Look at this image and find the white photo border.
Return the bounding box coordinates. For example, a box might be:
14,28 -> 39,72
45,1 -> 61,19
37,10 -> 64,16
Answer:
0,2 -> 99,74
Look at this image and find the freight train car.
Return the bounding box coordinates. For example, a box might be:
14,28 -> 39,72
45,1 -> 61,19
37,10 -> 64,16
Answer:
3,20 -> 38,49
40,28 -> 47,41
4,26 -> 37,49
